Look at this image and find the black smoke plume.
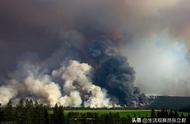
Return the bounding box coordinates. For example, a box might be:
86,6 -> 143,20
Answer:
87,40 -> 147,105
0,0 -> 151,107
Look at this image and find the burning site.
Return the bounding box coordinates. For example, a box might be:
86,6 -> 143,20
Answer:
0,0 -> 190,124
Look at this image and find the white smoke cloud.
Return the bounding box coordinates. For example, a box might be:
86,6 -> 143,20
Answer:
53,60 -> 112,108
0,60 -> 113,107
24,75 -> 62,106
59,91 -> 82,107
0,85 -> 17,105
83,85 -> 111,108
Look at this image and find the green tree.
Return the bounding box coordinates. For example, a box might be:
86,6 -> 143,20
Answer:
15,99 -> 26,124
151,108 -> 156,118
44,108 -> 49,124
0,103 -> 2,122
3,101 -> 14,121
25,99 -> 34,124
174,110 -> 179,118
53,104 -> 64,124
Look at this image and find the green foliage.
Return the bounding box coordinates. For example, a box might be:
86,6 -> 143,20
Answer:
151,108 -> 156,118
0,100 -> 190,124
52,104 -> 64,124
0,99 -> 64,124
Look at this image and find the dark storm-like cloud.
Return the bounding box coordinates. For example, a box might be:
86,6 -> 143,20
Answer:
0,0 -> 151,105
0,0 -> 124,76
87,40 -> 147,104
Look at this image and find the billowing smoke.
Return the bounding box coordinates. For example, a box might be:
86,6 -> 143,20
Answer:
86,40 -> 147,105
52,60 -> 112,108
1,0 -> 190,106
0,60 -> 113,107
0,37 -> 147,106
0,85 -> 18,105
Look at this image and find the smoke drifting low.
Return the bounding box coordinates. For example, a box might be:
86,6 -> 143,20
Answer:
0,60 -> 113,107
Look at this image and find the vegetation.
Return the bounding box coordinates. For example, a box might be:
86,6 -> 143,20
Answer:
0,99 -> 190,124
0,99 -> 63,124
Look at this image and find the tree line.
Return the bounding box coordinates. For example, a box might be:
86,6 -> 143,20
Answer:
1,99 -> 190,124
0,99 -> 64,124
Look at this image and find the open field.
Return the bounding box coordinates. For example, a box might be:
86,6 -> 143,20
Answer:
57,109 -> 189,118
64,109 -> 155,118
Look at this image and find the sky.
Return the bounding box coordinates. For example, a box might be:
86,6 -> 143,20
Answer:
0,0 -> 190,96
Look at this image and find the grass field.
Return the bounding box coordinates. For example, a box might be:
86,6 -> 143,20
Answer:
64,109 -> 153,118
62,109 -> 189,118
